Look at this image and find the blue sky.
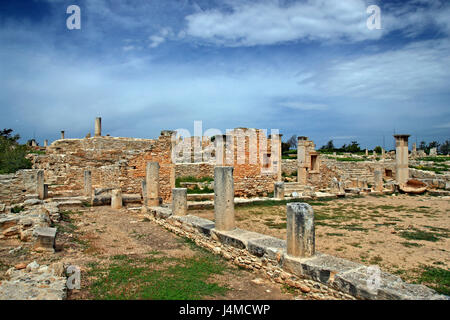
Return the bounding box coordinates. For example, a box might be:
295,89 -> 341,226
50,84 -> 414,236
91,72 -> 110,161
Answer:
0,0 -> 449,150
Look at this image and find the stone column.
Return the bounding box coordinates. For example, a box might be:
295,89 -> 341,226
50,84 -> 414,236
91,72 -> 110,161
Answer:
286,203 -> 315,257
44,140 -> 48,147
381,148 -> 385,159
272,133 -> 283,181
37,170 -> 45,200
61,131 -> 65,139
365,149 -> 368,156
95,117 -> 102,137
172,188 -> 187,216
214,166 -> 235,231
111,189 -> 122,209
146,162 -> 160,206
274,182 -> 285,199
394,134 -> 410,184
430,148 -> 437,156
84,170 -> 92,199
141,180 -> 147,206
297,137 -> 308,185
374,169 -> 383,192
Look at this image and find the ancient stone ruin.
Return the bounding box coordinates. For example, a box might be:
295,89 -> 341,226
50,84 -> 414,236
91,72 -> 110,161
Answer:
0,118 -> 449,300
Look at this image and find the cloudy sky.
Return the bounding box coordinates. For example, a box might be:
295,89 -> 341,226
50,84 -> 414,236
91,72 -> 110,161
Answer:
0,0 -> 449,149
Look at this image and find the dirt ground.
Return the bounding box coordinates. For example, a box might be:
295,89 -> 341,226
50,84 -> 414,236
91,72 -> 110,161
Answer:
192,194 -> 450,283
0,207 -> 297,300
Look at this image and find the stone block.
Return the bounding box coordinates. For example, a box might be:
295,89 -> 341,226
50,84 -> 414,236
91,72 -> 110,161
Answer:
33,227 -> 57,253
247,236 -> 286,260
211,228 -> 266,249
282,252 -> 360,284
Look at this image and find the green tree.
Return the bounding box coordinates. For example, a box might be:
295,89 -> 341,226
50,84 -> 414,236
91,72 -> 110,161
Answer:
374,146 -> 382,153
319,140 -> 335,152
286,135 -> 297,149
439,140 -> 449,155
0,129 -> 32,174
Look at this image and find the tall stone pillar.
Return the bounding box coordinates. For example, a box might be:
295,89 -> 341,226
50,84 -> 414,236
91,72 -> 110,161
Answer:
61,131 -> 65,139
172,188 -> 187,216
214,166 -> 235,231
274,182 -> 285,199
394,134 -> 410,184
365,149 -> 369,156
141,180 -> 147,206
84,170 -> 92,199
297,137 -> 308,185
37,170 -> 45,200
146,162 -> 160,206
374,169 -> 383,192
95,117 -> 102,137
381,148 -> 385,159
272,134 -> 283,181
44,140 -> 48,147
111,189 -> 122,209
286,203 -> 315,257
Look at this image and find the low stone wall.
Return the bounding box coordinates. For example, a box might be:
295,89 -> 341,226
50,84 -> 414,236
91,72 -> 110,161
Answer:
30,134 -> 175,203
409,168 -> 450,190
146,206 -> 447,300
175,162 -> 215,179
282,159 -> 297,175
0,170 -> 40,206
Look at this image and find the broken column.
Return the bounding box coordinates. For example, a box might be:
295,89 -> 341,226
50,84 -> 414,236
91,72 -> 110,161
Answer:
141,180 -> 147,206
297,137 -> 308,185
286,203 -> 315,257
60,131 -> 65,139
430,147 -> 437,156
172,188 -> 187,216
146,162 -> 160,206
214,166 -> 235,231
95,117 -> 102,137
394,134 -> 410,184
37,170 -> 45,200
44,140 -> 48,147
412,143 -> 417,157
381,148 -> 385,159
33,227 -> 57,253
374,169 -> 383,192
111,189 -> 122,209
274,182 -> 285,199
271,133 -> 283,181
84,170 -> 92,199
365,149 -> 368,156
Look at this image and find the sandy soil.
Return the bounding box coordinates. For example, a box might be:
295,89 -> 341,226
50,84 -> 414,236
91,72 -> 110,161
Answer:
192,194 -> 450,282
0,207 -> 296,300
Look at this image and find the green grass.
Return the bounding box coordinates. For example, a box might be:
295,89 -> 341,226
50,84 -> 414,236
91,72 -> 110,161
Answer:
88,251 -> 229,300
175,176 -> 213,187
400,242 -> 423,248
417,266 -> 450,295
264,221 -> 287,229
11,205 -> 24,213
399,228 -> 443,242
417,157 -> 449,163
187,186 -> 214,194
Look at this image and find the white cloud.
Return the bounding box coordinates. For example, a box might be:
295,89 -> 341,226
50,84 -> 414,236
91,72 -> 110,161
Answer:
148,27 -> 174,48
307,39 -> 450,100
281,101 -> 328,111
184,0 -> 376,46
183,0 -> 450,47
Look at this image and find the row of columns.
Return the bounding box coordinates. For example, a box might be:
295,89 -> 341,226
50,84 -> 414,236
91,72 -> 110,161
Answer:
170,166 -> 315,258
